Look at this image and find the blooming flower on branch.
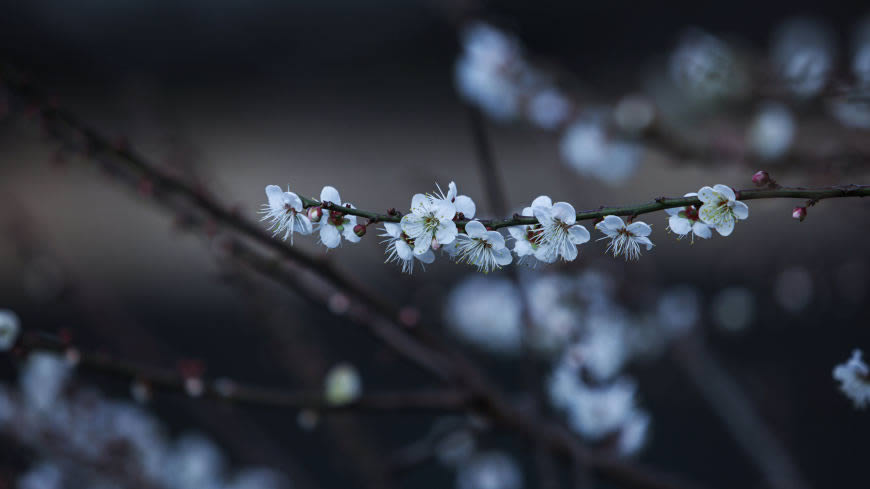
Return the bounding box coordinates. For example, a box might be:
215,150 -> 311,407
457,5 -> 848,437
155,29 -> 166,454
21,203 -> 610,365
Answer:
833,349 -> 870,408
260,185 -> 313,244
400,189 -> 458,256
531,199 -> 590,263
437,181 -> 476,219
596,216 -> 654,260
665,193 -> 712,242
507,195 -> 550,263
380,222 -> 434,274
697,185 -> 749,236
318,186 -> 361,248
454,221 -> 512,273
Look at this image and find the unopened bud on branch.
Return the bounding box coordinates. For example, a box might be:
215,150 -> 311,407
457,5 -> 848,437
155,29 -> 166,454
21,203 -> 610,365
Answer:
353,224 -> 366,237
308,206 -> 323,223
792,206 -> 807,222
752,171 -> 770,187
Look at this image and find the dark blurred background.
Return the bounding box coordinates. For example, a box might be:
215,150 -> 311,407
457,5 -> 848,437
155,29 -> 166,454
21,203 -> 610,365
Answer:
1,1 -> 869,489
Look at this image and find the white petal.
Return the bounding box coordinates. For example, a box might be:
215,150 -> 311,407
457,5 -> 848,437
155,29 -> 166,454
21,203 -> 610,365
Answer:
435,221 -> 458,244
296,216 -> 313,235
514,239 -> 533,256
665,207 -> 680,216
493,247 -> 513,266
567,225 -> 590,244
395,239 -> 414,260
383,222 -> 402,238
320,186 -> 341,205
411,193 -> 428,212
320,225 -> 341,248
713,184 -> 736,201
692,222 -> 712,239
716,217 -> 735,236
343,226 -> 361,243
453,195 -> 476,218
626,221 -> 652,237
401,214 -> 425,239
732,201 -> 749,220
668,215 -> 692,235
286,192 -> 304,212
485,230 -> 506,248
416,249 -> 435,264
697,186 -> 717,204
533,206 -> 554,226
507,225 -> 526,240
432,199 -> 457,221
698,203 -> 720,226
521,206 -> 534,217
560,241 -> 578,261
534,245 -> 557,263
601,215 -> 625,231
265,185 -> 286,211
551,202 -> 576,224
413,236 -> 431,255
447,181 -> 458,200
464,220 -> 487,238
683,192 -> 698,198
634,236 -> 654,250
531,195 -> 553,209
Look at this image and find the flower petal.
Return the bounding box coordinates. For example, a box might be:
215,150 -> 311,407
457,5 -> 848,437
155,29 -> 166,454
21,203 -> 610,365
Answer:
521,206 -> 534,217
411,193 -> 429,212
668,215 -> 692,235
683,192 -> 698,198
732,201 -> 749,219
383,222 -> 402,238
692,222 -> 712,239
296,215 -> 313,235
567,225 -> 590,244
435,221 -> 458,244
560,241 -> 578,261
533,206 -> 554,225
265,185 -> 286,211
395,239 -> 414,260
514,239 -> 533,256
626,221 -> 652,237
713,184 -> 736,201
485,230 -> 506,248
343,225 -> 361,243
508,225 -> 526,240
531,195 -> 552,209
320,225 -> 341,248
432,199 -> 457,221
447,181 -> 458,201
665,207 -> 680,216
320,186 -> 341,206
601,215 -> 625,231
551,202 -> 576,224
634,236 -> 654,250
285,192 -> 304,212
697,186 -> 717,203
464,220 -> 487,238
416,249 -> 435,264
401,214 -> 425,239
413,236 -> 431,255
454,195 -> 476,218
716,217 -> 735,236
493,247 -> 513,266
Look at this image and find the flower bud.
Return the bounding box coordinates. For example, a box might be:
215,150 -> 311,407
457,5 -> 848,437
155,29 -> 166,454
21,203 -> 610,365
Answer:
752,170 -> 770,187
431,237 -> 441,251
307,206 -> 323,222
353,224 -> 366,237
792,206 -> 807,222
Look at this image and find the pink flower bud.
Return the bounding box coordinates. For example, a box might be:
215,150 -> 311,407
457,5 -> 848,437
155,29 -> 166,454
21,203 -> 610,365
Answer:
792,206 -> 807,222
308,206 -> 323,223
353,224 -> 366,237
431,237 -> 441,251
752,170 -> 770,187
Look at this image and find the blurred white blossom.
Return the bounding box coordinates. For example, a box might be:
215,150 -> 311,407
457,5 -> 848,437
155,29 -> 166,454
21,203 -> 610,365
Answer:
445,276 -> 523,354
775,266 -> 813,313
324,363 -> 362,406
0,309 -> 20,351
833,349 -> 870,408
712,287 -> 755,332
771,18 -> 835,98
456,451 -> 522,489
560,115 -> 641,185
656,285 -> 701,336
747,102 -> 796,160
670,29 -> 748,101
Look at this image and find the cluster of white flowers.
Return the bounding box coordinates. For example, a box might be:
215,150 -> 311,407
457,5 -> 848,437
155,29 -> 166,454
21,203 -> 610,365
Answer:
2,353 -> 289,489
263,182 -> 751,273
833,349 -> 870,408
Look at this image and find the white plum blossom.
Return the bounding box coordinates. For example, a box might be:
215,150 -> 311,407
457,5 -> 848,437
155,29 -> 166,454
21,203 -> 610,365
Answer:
532,200 -> 591,263
560,116 -> 641,185
833,349 -> 870,408
0,309 -> 20,351
665,193 -> 712,242
445,276 -> 522,354
507,195 -> 550,264
401,189 -> 458,255
595,216 -> 654,261
260,185 -> 312,244
617,409 -> 651,456
380,222 -> 434,274
317,186 -> 361,248
697,185 -> 749,236
456,451 -> 523,489
454,221 -> 512,273
438,181 -> 476,219
747,103 -> 796,160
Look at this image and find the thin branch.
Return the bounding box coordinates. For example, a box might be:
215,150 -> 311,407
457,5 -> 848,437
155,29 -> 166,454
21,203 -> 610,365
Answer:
19,332 -> 470,414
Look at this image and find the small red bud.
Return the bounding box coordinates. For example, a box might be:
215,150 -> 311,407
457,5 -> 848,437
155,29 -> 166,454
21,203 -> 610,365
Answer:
353,224 -> 366,237
792,206 -> 807,222
387,208 -> 398,216
752,170 -> 770,187
308,206 -> 323,223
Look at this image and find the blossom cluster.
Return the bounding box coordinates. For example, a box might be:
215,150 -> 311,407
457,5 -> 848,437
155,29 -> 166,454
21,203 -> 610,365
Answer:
261,181 -> 750,274
1,352 -> 290,489
833,349 -> 870,408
